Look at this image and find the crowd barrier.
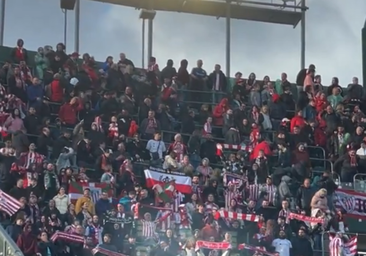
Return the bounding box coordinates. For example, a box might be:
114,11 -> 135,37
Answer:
0,224 -> 24,256
353,173 -> 366,192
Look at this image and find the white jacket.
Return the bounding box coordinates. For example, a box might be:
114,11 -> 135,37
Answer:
53,194 -> 70,214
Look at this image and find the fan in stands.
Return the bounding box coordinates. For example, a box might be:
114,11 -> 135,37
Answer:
0,38 -> 364,256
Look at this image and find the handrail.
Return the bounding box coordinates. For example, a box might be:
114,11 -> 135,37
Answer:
353,173 -> 366,192
0,224 -> 24,256
307,145 -> 326,160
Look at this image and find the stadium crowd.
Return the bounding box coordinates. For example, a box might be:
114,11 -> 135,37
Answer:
0,38 -> 363,256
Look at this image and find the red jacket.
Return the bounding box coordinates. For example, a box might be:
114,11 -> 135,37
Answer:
59,101 -> 83,125
213,98 -> 229,126
250,141 -> 272,160
315,98 -> 327,113
290,116 -> 305,133
50,80 -> 64,102
314,127 -> 327,148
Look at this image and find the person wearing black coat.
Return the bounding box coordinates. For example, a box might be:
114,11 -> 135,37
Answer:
76,138 -> 94,167
296,178 -> 315,214
0,153 -> 16,193
52,130 -> 72,159
200,136 -> 218,164
123,237 -> 136,256
277,143 -> 292,168
317,171 -> 338,196
160,60 -> 177,83
26,178 -> 44,200
37,232 -> 57,256
6,217 -> 24,242
191,205 -> 205,231
9,179 -> 27,200
36,127 -> 53,157
291,229 -> 313,256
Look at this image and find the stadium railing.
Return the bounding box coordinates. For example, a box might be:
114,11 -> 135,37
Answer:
0,225 -> 24,256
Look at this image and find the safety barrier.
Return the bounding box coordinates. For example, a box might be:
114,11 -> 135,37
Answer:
353,173 -> 366,193
0,224 -> 24,256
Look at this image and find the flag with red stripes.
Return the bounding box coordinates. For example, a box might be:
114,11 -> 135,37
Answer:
329,233 -> 357,256
92,246 -> 128,256
218,210 -> 259,222
0,190 -> 21,216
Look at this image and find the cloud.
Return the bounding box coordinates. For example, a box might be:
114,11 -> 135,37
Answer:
3,0 -> 366,85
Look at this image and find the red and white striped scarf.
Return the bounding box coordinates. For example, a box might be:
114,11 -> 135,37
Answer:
51,231 -> 84,243
288,212 -> 324,224
217,210 -> 259,222
92,246 -> 128,256
195,241 -> 231,251
238,243 -> 276,256
171,142 -> 185,162
203,122 -> 212,134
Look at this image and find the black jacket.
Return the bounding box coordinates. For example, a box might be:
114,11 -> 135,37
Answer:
36,133 -> 53,157
208,71 -> 227,92
292,236 -> 313,256
296,186 -> 315,210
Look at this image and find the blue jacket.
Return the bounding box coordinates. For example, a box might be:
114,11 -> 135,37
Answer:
95,198 -> 112,216
26,84 -> 43,108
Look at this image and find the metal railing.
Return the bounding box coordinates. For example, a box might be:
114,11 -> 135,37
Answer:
0,225 -> 23,256
353,173 -> 366,193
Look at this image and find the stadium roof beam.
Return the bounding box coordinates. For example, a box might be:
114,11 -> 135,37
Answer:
90,0 -> 307,75
92,0 -> 304,26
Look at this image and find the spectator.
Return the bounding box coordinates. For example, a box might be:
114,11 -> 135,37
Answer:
146,132 -> 166,162
10,39 -> 28,64
53,187 -> 69,215
59,97 -> 83,127
208,64 -> 227,103
34,47 -> 48,80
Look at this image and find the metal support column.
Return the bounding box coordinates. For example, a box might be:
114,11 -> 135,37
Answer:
0,0 -> 5,46
147,19 -> 153,61
225,0 -> 231,77
362,19 -> 366,87
300,0 -> 306,69
63,10 -> 68,48
74,0 -> 80,53
142,19 -> 145,68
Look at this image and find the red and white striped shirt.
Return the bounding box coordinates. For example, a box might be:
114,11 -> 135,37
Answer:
225,189 -> 239,210
156,210 -> 172,231
260,184 -> 277,205
247,184 -> 260,201
141,220 -> 156,238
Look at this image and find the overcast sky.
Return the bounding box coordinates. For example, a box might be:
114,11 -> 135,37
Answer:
3,0 -> 366,84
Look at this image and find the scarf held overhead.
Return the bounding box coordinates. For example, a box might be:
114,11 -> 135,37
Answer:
217,210 -> 260,222
195,241 -> 231,250
288,212 -> 324,224
50,231 -> 84,243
